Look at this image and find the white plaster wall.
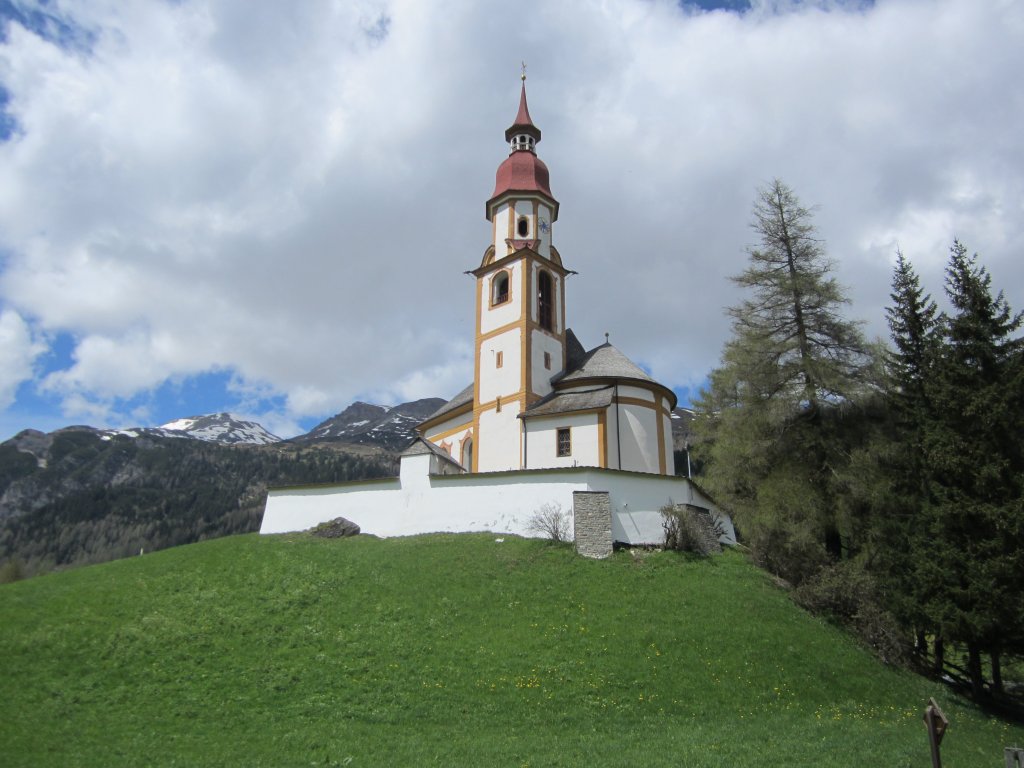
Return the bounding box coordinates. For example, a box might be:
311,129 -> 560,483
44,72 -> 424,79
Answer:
619,403 -> 659,474
525,413 -> 600,469
606,472 -> 737,546
530,329 -> 564,395
477,403 -> 523,472
660,401 -> 676,476
262,473 -> 585,539
260,467 -> 736,548
492,205 -> 510,255
618,385 -> 655,402
480,262 -> 522,335
400,453 -> 433,489
424,413 -> 471,442
479,327 -> 522,402
537,202 -> 552,259
606,403 -> 621,470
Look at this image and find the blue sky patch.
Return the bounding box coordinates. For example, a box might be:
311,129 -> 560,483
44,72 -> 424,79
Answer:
0,0 -> 97,54
0,85 -> 16,141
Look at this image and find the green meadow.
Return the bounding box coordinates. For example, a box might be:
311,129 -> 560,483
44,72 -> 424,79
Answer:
1,533 -> 1020,766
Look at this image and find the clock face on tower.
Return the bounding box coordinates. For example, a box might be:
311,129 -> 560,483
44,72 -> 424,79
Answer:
539,218 -> 550,234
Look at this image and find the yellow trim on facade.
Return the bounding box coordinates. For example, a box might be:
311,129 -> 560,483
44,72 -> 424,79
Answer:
426,419 -> 474,443
472,263 -> 483,472
616,395 -> 672,418
656,399 -> 667,475
506,201 -> 514,252
459,431 -> 474,471
521,254 -> 530,397
597,410 -> 607,468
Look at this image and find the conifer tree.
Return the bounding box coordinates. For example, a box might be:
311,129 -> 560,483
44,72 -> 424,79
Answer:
886,250 -> 940,423
919,240 -> 1024,697
695,180 -> 875,583
870,251 -> 940,660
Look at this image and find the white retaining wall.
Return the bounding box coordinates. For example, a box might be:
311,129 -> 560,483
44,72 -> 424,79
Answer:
260,466 -> 736,547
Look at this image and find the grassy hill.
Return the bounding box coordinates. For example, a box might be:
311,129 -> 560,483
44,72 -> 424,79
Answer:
1,533 -> 1020,767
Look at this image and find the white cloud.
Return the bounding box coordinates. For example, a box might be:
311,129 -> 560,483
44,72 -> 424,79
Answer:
0,308 -> 44,409
0,0 -> 1022,433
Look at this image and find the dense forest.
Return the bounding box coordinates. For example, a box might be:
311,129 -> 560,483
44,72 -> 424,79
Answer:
694,179 -> 1023,707
0,429 -> 396,578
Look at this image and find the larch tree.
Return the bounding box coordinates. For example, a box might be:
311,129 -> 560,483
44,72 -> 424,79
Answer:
694,179 -> 877,584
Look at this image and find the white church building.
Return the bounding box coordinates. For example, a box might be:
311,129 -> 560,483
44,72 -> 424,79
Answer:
260,81 -> 734,556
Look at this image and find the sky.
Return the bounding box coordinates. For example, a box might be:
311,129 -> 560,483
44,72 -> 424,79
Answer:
0,0 -> 1022,440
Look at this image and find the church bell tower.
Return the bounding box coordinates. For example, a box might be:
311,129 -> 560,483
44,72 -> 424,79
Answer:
470,77 -> 570,472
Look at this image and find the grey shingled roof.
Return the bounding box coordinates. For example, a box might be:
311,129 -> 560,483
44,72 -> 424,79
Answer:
421,382 -> 474,424
555,342 -> 657,385
522,386 -> 614,419
564,328 -> 586,371
401,436 -> 466,469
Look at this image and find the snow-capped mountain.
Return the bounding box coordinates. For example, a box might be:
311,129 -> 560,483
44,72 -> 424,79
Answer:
156,413 -> 282,445
292,398 -> 445,451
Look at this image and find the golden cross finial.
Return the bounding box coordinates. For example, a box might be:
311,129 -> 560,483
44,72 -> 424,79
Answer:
521,61 -> 527,82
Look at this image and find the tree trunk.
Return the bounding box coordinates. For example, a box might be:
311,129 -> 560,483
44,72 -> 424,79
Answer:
967,642 -> 985,699
916,629 -> 928,659
824,524 -> 842,560
933,635 -> 944,677
991,651 -> 1003,697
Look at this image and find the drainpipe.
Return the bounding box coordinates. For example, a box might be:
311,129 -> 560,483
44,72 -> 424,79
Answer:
521,416 -> 528,470
614,383 -> 622,470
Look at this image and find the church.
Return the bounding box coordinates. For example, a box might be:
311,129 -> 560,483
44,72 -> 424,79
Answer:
416,80 -> 676,477
259,80 -> 734,556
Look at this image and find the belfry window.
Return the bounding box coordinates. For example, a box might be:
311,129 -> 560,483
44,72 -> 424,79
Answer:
511,134 -> 535,152
492,271 -> 509,305
538,270 -> 554,331
517,217 -> 529,237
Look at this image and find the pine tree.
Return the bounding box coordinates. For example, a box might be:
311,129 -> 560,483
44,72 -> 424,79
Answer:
920,240 -> 1024,697
870,251 -> 941,660
886,250 -> 940,424
695,180 -> 876,583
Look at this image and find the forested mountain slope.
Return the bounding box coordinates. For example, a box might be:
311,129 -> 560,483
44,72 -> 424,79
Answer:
0,427 -> 395,575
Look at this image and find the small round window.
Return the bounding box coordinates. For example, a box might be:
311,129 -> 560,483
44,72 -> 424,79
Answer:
517,217 -> 529,237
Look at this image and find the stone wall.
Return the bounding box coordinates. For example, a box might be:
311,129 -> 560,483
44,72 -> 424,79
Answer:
676,503 -> 723,554
573,491 -> 612,559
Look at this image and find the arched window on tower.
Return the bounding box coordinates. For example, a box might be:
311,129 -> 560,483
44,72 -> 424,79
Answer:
517,217 -> 529,237
538,270 -> 554,331
492,271 -> 509,305
461,436 -> 473,470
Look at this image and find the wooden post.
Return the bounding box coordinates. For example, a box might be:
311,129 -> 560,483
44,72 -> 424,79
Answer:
923,698 -> 949,768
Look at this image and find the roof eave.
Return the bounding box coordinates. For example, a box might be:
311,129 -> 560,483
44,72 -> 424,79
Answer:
485,189 -> 559,222
554,376 -> 678,410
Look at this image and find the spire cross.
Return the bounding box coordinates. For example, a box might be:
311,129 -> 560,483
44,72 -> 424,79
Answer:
521,61 -> 527,82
